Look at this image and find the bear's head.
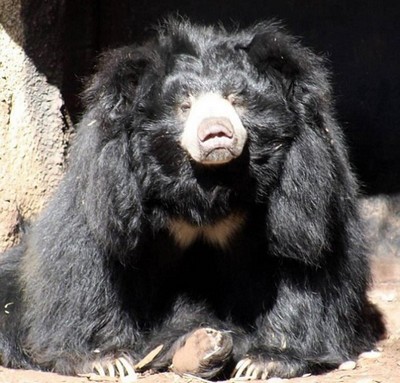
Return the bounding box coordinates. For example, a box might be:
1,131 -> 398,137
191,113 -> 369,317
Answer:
83,18 -> 330,173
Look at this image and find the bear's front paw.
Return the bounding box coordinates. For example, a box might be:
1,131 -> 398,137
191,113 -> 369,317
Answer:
171,328 -> 233,378
233,355 -> 306,380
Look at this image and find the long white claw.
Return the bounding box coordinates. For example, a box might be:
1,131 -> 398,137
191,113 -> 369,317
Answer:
251,367 -> 261,380
92,362 -> 106,376
244,363 -> 256,378
235,358 -> 248,371
261,370 -> 269,380
90,356 -> 137,382
234,358 -> 253,378
106,362 -> 116,377
119,356 -> 137,381
115,358 -> 126,377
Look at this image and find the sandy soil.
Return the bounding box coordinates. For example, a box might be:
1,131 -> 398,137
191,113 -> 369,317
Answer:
0,257 -> 399,383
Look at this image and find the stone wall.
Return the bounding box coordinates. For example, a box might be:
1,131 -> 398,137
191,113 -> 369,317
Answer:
0,0 -> 72,251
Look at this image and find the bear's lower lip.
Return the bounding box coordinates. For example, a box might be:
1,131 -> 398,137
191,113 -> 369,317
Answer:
200,147 -> 239,164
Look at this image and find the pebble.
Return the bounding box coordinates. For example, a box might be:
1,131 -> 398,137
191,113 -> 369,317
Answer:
339,360 -> 357,370
359,350 -> 382,359
379,291 -> 397,302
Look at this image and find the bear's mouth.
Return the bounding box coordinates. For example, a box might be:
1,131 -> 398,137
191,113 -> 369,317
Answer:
200,145 -> 241,165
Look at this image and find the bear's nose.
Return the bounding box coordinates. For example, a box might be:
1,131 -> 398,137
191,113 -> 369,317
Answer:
198,118 -> 234,142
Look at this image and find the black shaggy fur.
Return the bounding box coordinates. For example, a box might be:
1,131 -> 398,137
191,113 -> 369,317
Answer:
0,19 -> 384,379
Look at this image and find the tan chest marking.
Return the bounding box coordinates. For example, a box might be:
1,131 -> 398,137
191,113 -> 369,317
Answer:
168,213 -> 246,250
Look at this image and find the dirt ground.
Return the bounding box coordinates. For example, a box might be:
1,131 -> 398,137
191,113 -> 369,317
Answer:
0,257 -> 399,383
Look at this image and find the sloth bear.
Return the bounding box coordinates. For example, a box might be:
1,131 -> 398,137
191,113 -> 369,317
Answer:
0,18 -> 384,380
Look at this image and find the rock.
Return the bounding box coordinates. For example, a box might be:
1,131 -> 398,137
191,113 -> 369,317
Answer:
359,351 -> 382,359
339,360 -> 357,370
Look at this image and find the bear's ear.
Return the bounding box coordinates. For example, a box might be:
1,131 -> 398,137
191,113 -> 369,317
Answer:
83,45 -> 157,133
236,22 -> 327,95
168,32 -> 198,57
240,23 -> 333,135
240,30 -> 301,79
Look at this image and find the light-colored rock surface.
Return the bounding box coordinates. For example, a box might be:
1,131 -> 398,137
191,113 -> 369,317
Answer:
0,0 -> 71,251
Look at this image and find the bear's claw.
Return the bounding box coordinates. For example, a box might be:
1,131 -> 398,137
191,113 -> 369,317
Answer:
233,358 -> 269,380
90,354 -> 137,382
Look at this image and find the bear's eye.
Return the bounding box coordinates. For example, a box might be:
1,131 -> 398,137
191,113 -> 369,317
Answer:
180,100 -> 192,113
227,94 -> 241,107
